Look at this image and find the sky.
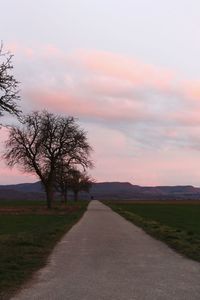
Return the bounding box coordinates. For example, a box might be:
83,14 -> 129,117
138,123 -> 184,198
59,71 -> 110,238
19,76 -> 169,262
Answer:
1,0 -> 200,186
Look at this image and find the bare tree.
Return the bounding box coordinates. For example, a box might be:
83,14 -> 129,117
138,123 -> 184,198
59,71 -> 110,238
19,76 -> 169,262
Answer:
3,111 -> 92,208
54,162 -> 73,204
0,43 -> 21,120
55,158 -> 93,204
68,169 -> 94,201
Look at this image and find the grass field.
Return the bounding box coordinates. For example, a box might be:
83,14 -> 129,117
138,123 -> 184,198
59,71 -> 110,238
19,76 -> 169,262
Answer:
0,200 -> 88,300
105,201 -> 200,262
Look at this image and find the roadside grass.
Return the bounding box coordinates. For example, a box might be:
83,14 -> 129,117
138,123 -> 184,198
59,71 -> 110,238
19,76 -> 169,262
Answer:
0,200 -> 45,207
0,200 -> 89,300
105,201 -> 200,262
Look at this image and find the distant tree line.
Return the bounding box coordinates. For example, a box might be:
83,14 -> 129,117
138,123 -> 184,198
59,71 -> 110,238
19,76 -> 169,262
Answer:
0,43 -> 94,208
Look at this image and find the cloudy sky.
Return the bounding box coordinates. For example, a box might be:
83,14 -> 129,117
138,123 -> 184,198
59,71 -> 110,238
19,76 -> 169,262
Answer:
1,0 -> 200,186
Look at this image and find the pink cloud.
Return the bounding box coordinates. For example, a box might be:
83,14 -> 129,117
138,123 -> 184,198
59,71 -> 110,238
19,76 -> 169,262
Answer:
41,45 -> 64,58
171,111 -> 200,126
80,76 -> 139,100
6,42 -> 200,129
72,49 -> 175,91
5,44 -> 175,93
182,80 -> 200,101
6,42 -> 35,59
26,89 -> 150,122
6,42 -> 65,61
19,44 -> 199,126
5,43 -> 199,104
164,129 -> 178,138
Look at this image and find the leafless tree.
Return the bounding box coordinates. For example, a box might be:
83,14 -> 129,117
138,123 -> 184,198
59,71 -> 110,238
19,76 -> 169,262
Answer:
54,162 -> 73,204
68,168 -> 94,201
0,43 -> 21,120
55,158 -> 93,204
3,110 -> 92,208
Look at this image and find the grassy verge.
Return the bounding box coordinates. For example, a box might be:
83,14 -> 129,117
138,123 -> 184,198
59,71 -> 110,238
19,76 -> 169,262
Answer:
0,200 -> 89,300
105,201 -> 200,263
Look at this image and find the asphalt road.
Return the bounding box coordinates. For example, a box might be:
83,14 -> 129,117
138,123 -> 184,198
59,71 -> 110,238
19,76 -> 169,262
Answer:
12,200 -> 200,300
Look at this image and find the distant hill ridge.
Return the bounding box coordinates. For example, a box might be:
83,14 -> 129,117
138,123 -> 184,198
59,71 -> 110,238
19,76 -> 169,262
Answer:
0,181 -> 200,200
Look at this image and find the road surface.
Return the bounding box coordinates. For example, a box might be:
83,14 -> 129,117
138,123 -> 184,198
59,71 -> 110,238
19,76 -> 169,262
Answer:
12,200 -> 200,300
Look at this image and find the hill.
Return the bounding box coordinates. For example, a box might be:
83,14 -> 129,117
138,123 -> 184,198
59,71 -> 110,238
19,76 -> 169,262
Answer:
1,181 -> 200,201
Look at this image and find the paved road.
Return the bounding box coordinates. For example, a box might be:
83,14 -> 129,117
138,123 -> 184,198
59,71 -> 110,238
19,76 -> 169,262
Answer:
12,201 -> 200,300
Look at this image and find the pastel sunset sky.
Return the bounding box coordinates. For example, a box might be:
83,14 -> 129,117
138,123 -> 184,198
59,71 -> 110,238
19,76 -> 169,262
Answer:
1,0 -> 200,186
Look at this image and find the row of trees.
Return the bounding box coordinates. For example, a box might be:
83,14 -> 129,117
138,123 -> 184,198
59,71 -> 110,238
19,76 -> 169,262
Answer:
55,165 -> 93,203
0,44 -> 94,208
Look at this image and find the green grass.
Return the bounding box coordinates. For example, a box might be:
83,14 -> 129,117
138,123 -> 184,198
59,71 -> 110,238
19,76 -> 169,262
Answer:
0,201 -> 88,300
105,201 -> 200,262
0,200 -> 45,207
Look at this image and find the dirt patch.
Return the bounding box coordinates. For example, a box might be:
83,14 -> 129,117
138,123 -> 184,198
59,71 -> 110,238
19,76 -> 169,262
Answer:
0,205 -> 81,215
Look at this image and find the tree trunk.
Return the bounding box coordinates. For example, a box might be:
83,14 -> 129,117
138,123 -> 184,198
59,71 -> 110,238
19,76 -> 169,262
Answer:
45,184 -> 54,209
